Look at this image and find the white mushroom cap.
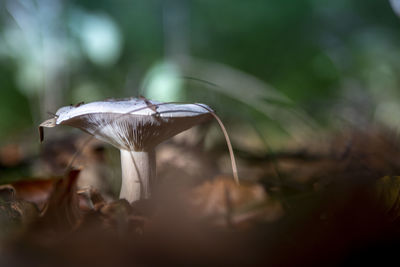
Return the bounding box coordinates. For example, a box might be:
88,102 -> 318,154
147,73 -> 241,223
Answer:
41,98 -> 212,151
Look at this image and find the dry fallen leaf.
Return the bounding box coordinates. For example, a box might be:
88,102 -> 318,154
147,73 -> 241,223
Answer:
9,178 -> 57,210
37,169 -> 82,232
77,187 -> 106,212
0,198 -> 39,238
189,176 -> 283,227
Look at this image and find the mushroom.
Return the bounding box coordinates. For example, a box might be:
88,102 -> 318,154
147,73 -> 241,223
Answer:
39,98 -> 212,203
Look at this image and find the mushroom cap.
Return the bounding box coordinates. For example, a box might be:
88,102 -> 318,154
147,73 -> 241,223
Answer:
41,98 -> 212,151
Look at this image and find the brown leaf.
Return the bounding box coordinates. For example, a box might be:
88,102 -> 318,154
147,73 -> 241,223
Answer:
0,184 -> 16,202
189,176 -> 283,227
39,170 -> 82,231
11,178 -> 57,210
0,186 -> 39,237
0,199 -> 39,231
77,187 -> 106,211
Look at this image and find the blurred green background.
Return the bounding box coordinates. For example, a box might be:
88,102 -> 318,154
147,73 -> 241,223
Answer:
0,0 -> 400,145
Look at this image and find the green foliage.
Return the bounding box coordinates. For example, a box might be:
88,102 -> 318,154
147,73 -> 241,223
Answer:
0,61 -> 31,139
1,0 -> 400,139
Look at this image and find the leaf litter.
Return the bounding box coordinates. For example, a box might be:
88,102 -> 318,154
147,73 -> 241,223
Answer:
1,112 -> 400,265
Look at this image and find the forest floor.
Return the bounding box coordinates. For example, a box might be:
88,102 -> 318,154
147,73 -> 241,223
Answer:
1,127 -> 400,266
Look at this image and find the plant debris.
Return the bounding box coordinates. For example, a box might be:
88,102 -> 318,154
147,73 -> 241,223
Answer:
0,128 -> 400,266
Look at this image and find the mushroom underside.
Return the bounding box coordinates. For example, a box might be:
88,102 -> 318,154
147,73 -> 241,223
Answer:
61,112 -> 212,151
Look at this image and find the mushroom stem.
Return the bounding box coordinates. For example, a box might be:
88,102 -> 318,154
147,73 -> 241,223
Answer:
119,149 -> 156,203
